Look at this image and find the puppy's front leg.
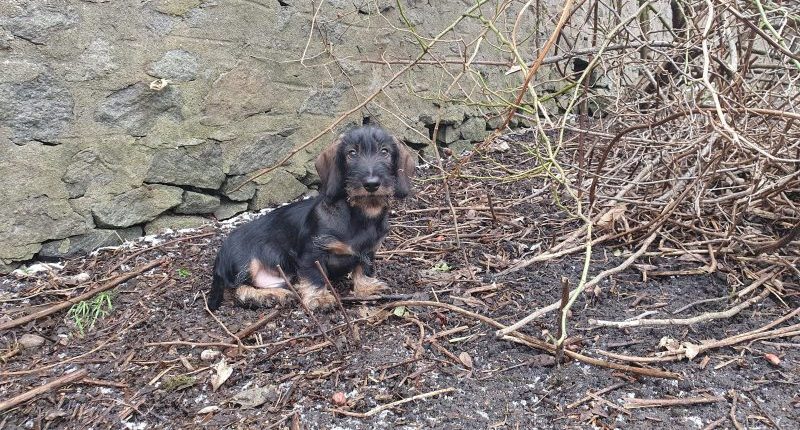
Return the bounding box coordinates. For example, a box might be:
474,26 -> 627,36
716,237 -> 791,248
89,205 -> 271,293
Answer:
294,268 -> 336,311
352,257 -> 389,297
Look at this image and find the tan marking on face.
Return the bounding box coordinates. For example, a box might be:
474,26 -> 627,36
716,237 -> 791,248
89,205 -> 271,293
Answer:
294,279 -> 336,311
235,285 -> 294,307
352,265 -> 389,297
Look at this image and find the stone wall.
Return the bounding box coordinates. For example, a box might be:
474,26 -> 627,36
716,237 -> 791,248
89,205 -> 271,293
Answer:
0,0 -> 672,272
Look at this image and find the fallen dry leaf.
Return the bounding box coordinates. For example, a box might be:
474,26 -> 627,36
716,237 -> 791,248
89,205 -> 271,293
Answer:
459,351 -> 474,369
597,204 -> 627,231
487,140 -> 510,153
682,342 -> 700,360
210,358 -> 233,391
201,349 -> 220,361
658,337 -> 680,353
196,406 -> 219,415
227,385 -> 278,409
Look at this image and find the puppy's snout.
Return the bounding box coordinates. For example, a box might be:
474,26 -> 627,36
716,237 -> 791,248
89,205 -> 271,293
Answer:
363,176 -> 381,192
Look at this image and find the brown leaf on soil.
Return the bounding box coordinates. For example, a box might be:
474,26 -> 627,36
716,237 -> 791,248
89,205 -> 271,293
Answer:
227,385 -> 278,409
597,204 -> 627,231
459,351 -> 474,368
210,358 -> 233,392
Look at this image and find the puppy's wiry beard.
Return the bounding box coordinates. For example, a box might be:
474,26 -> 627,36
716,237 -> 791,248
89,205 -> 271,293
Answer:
346,185 -> 391,218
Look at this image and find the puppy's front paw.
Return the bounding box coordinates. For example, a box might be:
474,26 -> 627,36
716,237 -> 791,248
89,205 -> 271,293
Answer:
353,275 -> 389,298
295,281 -> 336,311
235,286 -> 295,309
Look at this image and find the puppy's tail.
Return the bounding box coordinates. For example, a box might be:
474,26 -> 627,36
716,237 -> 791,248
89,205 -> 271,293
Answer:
208,255 -> 225,311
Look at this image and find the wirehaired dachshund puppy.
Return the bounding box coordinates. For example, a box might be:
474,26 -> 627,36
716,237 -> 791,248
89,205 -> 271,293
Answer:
207,126 -> 416,311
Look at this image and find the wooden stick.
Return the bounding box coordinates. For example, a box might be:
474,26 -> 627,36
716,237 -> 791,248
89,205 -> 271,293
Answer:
555,276 -> 570,364
276,266 -> 340,355
0,258 -> 166,331
596,311 -> 800,364
500,335 -> 680,380
315,261 -> 359,346
233,310 -> 281,340
496,233 -> 656,337
340,293 -> 420,302
223,310 -> 281,356
567,382 -> 628,409
590,288 -> 770,328
386,300 -> 680,380
0,369 -> 88,412
624,395 -> 724,409
105,232 -> 213,275
329,387 -> 454,418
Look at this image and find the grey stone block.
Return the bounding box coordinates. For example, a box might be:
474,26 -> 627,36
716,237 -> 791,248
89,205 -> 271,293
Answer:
250,170 -> 308,210
144,215 -> 208,235
221,175 -> 257,202
214,202 -> 249,220
435,125 -> 459,144
39,227 -> 143,258
95,83 -> 182,137
92,185 -> 183,228
0,2 -> 78,45
175,191 -> 220,214
459,116 -> 489,142
224,133 -> 292,176
147,49 -> 199,82
146,140 -> 224,189
0,74 -> 74,144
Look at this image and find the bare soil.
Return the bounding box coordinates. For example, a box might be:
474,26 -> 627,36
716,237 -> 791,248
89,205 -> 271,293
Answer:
2,134 -> 798,429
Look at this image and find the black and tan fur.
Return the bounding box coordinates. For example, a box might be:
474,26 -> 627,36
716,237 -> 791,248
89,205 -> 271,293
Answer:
207,126 -> 416,311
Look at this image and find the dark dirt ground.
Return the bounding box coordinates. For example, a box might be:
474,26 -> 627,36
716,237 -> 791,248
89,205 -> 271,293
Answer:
1,134 -> 799,430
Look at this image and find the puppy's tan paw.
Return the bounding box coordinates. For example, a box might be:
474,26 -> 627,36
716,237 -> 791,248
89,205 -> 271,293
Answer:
235,285 -> 295,309
353,275 -> 389,298
295,281 -> 337,311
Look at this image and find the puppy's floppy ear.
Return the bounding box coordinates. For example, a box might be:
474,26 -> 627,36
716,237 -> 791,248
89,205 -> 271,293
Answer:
393,137 -> 417,198
315,135 -> 344,200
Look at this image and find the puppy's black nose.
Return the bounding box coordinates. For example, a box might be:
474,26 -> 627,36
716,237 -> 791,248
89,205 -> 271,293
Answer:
363,177 -> 381,192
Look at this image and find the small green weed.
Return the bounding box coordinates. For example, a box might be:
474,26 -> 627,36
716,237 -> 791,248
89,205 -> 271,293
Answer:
67,291 -> 115,336
176,268 -> 191,279
432,261 -> 452,272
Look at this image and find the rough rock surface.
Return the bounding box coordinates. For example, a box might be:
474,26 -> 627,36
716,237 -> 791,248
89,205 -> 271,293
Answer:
221,176 -> 257,202
95,83 -> 182,137
0,74 -> 74,144
147,49 -> 199,82
39,227 -> 143,258
214,202 -> 249,220
175,191 -> 220,214
144,215 -> 208,235
145,140 -> 224,189
250,170 -> 308,210
92,185 -> 183,228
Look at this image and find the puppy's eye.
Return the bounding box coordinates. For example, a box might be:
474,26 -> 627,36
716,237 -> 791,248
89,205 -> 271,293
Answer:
380,148 -> 389,156
347,149 -> 357,158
